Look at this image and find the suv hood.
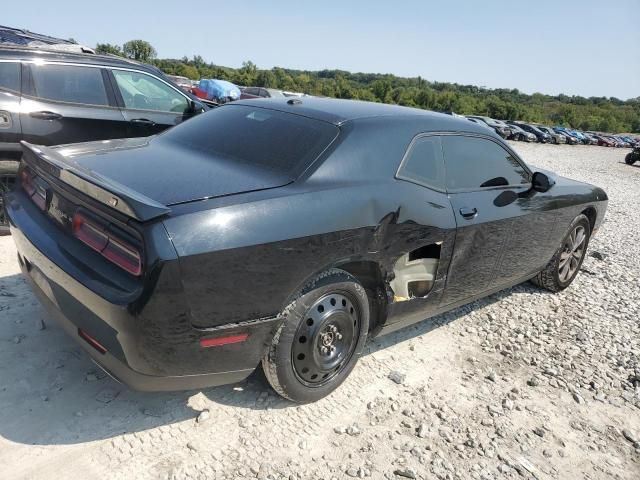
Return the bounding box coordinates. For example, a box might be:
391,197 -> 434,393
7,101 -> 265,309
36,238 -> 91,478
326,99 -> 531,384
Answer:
51,137 -> 293,206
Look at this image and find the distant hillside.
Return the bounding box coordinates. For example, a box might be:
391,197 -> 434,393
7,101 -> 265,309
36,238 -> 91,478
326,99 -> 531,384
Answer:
94,39 -> 639,133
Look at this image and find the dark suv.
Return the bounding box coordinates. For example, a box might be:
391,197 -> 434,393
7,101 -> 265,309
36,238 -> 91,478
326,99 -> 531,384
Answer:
0,46 -> 207,232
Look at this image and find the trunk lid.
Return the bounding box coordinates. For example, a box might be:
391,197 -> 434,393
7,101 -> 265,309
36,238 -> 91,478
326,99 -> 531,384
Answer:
49,137 -> 294,208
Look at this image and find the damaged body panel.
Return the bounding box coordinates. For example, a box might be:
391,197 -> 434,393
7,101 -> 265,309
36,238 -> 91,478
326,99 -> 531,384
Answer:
5,97 -> 608,396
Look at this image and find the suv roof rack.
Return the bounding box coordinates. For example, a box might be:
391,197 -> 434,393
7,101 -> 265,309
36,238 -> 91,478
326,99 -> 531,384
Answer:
0,25 -> 95,54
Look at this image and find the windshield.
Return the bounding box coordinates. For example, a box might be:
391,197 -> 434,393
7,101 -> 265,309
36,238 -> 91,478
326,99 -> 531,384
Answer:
159,105 -> 339,179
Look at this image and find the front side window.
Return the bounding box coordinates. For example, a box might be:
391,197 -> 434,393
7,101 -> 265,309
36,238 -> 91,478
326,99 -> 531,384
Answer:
397,136 -> 445,191
0,62 -> 20,92
442,135 -> 529,190
112,70 -> 188,113
29,64 -> 108,105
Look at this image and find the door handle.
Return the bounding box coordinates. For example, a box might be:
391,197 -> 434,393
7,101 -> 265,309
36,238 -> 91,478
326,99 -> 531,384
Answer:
29,111 -> 62,120
459,207 -> 478,219
0,111 -> 11,128
130,118 -> 156,126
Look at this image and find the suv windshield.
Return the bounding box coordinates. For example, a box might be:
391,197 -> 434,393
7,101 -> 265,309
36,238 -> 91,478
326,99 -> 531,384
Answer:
160,105 -> 339,179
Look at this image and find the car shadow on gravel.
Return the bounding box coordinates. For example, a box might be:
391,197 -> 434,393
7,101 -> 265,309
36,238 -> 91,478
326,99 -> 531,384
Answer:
0,271 -> 548,447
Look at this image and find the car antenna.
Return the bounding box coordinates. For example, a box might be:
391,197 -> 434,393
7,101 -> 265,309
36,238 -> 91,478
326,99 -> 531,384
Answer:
287,98 -> 302,105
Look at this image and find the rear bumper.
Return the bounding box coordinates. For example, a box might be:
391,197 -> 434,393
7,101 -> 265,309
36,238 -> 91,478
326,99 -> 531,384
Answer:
5,190 -> 280,391
22,263 -> 253,391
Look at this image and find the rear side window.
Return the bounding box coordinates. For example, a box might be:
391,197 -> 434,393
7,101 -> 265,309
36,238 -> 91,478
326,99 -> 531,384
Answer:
0,62 -> 20,92
397,136 -> 445,191
442,135 -> 529,190
160,105 -> 339,178
29,64 -> 108,106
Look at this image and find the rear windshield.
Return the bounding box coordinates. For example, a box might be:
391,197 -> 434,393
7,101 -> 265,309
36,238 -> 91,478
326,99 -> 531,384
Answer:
160,104 -> 339,178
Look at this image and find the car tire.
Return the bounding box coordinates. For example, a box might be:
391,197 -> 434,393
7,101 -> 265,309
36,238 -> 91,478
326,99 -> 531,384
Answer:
531,214 -> 591,292
625,153 -> 636,165
262,268 -> 370,403
0,161 -> 19,236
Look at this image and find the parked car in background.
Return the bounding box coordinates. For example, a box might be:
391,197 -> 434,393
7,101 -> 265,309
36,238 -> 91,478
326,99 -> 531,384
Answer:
242,87 -> 286,98
618,135 -> 639,147
466,117 -> 494,131
467,116 -> 512,138
554,127 -> 582,144
508,122 -> 551,143
605,135 -> 626,147
5,97 -> 607,402
166,75 -> 195,93
579,132 -> 599,145
591,134 -> 615,147
574,130 -> 591,145
241,87 -> 306,98
0,45 -> 208,233
536,125 -> 567,144
193,79 -> 242,103
506,123 -> 536,142
614,136 -> 634,148
559,132 -> 580,145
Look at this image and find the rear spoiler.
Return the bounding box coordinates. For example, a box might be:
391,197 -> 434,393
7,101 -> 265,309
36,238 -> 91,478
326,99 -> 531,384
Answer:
20,141 -> 171,222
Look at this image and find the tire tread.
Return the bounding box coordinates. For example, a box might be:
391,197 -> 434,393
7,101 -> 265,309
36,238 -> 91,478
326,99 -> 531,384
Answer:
262,268 -> 367,402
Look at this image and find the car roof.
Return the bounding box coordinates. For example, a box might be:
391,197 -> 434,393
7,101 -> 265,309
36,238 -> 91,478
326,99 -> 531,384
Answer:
233,97 -> 493,134
0,45 -> 159,73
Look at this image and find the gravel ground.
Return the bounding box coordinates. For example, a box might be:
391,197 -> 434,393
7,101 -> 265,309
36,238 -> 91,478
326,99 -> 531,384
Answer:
0,142 -> 639,480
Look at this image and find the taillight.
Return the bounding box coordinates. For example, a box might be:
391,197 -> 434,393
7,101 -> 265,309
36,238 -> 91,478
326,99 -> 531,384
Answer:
72,214 -> 108,252
102,236 -> 142,276
20,166 -> 47,210
72,212 -> 142,276
21,167 -> 36,197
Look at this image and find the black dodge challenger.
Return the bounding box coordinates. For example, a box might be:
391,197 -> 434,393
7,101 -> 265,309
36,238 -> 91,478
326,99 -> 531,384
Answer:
4,98 -> 607,402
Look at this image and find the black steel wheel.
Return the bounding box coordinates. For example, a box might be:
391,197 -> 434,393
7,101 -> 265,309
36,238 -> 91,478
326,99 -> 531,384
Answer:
291,292 -> 360,386
262,269 -> 369,403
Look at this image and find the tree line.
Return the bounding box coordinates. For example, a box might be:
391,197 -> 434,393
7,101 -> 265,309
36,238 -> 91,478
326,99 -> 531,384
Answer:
96,41 -> 640,133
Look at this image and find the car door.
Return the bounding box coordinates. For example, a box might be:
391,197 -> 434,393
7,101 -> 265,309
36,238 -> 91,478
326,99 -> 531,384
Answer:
108,68 -> 196,137
383,135 -> 457,331
0,60 -> 22,161
440,134 -> 533,306
20,62 -> 128,146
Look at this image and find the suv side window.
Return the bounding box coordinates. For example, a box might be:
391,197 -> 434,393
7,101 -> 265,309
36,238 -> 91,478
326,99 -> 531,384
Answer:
0,62 -> 20,92
442,135 -> 529,190
111,70 -> 189,113
29,64 -> 109,106
396,136 -> 445,191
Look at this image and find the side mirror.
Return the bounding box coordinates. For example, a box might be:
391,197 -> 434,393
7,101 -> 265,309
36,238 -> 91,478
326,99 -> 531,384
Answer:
188,100 -> 204,114
532,171 -> 555,192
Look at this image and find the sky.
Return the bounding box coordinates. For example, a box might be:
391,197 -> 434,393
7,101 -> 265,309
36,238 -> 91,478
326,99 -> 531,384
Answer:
3,0 -> 639,99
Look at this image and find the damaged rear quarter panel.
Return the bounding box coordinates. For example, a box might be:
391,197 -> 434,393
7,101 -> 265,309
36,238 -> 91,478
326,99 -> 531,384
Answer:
163,118 -> 458,330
